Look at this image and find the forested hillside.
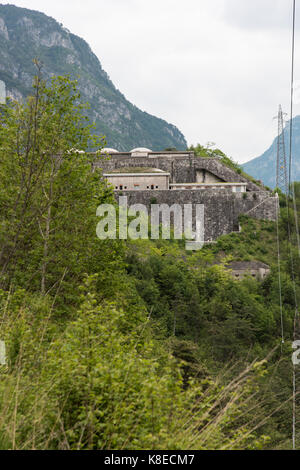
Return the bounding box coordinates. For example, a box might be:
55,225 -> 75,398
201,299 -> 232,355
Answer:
0,74 -> 299,450
0,4 -> 187,151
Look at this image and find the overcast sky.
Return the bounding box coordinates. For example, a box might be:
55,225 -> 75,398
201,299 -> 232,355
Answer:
5,0 -> 300,163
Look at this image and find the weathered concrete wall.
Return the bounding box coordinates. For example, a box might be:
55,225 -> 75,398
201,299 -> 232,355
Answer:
95,155 -> 182,182
95,156 -> 261,191
243,196 -> 278,220
196,169 -> 223,183
230,267 -> 270,281
192,159 -> 261,191
0,80 -> 5,104
114,190 -> 276,242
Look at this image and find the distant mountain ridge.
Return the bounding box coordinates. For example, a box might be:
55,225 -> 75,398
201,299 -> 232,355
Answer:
0,4 -> 187,151
242,116 -> 300,188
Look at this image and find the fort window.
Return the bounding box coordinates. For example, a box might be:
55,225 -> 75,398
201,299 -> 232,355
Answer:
120,185 -> 123,190
151,185 -> 154,190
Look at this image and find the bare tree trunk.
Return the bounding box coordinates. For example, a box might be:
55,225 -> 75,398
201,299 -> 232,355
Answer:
41,159 -> 54,295
41,203 -> 51,295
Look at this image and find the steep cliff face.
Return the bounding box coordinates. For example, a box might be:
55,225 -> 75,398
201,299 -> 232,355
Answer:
0,4 -> 187,151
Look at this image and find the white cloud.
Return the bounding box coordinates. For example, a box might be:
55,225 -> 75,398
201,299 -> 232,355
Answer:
222,0 -> 292,31
3,0 -> 300,162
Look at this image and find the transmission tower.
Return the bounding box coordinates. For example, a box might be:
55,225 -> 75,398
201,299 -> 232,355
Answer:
276,105 -> 288,195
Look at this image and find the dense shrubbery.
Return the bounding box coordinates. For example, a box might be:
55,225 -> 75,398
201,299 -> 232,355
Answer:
0,278 -> 273,450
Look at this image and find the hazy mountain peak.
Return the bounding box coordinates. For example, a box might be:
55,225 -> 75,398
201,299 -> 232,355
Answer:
242,115 -> 300,188
0,4 -> 187,151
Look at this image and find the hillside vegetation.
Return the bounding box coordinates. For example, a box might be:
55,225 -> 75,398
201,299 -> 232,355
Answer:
0,74 -> 299,450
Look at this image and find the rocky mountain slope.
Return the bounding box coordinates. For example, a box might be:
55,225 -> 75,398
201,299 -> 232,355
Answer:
0,4 -> 187,151
242,116 -> 300,188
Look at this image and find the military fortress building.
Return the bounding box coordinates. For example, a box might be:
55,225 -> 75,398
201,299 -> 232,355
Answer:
93,147 -> 277,242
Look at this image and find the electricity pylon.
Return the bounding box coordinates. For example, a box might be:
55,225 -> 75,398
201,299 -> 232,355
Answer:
276,105 -> 288,195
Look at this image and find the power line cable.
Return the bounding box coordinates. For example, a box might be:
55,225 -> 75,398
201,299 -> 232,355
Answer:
287,0 -> 300,451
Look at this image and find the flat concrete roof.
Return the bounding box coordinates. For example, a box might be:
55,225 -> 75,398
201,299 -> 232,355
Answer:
98,151 -> 194,156
170,182 -> 247,186
104,173 -> 170,177
104,167 -> 166,174
226,261 -> 270,270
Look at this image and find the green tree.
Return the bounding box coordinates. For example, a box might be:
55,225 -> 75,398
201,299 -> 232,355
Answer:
0,65 -> 120,310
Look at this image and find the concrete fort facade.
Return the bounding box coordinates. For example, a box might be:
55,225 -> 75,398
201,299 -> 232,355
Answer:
94,147 -> 277,243
224,261 -> 271,281
103,169 -> 170,191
